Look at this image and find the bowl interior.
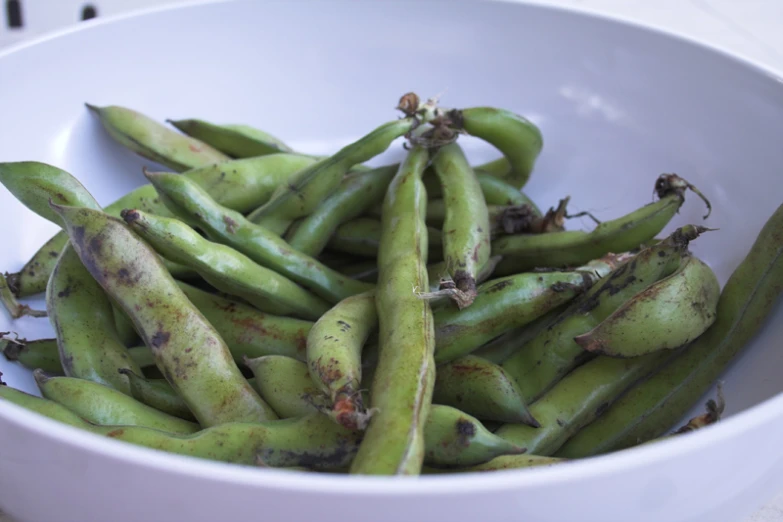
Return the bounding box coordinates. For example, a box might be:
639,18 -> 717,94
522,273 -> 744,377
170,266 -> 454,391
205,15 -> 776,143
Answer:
1,0 -> 782,438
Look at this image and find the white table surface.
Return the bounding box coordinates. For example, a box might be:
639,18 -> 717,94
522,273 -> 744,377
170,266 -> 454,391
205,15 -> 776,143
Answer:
1,0 -> 782,520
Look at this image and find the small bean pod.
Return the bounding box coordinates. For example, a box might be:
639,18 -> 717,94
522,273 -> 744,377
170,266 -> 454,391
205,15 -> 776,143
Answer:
86,104 -> 230,172
118,368 -> 196,421
286,166 -> 397,256
34,370 -> 199,434
247,111 -> 421,235
122,209 -> 330,320
430,142 -> 491,307
493,350 -> 675,456
492,174 -> 711,274
244,355 -> 321,419
307,291 -> 376,429
433,355 -> 539,426
327,217 -> 443,261
452,106 -> 544,189
575,256 -> 720,357
167,118 -> 292,158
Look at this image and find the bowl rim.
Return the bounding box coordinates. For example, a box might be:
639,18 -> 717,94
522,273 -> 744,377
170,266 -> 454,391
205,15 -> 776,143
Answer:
1,0 -> 782,494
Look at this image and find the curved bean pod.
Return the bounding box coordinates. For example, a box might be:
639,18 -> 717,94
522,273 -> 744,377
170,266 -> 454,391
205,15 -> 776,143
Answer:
350,145 -> 435,476
167,118 -> 292,158
307,291 -> 376,429
34,370 -> 199,434
430,142 -> 491,307
144,170 -> 373,303
328,218 -> 442,261
424,404 -> 525,468
1,273 -> 46,319
0,387 -> 359,470
86,104 -> 229,171
427,454 -> 564,473
492,174 -> 710,274
177,282 -> 312,362
494,349 -> 675,456
475,171 -> 542,213
575,256 -> 720,357
453,107 -> 544,188
47,246 -> 142,394
122,209 -> 330,320
2,336 -> 154,374
557,203 -> 783,457
433,355 -> 538,426
433,255 -> 624,364
54,204 -> 276,425
247,114 -> 419,234
501,226 -> 705,402
119,369 -> 196,421
5,233 -> 68,298
286,166 -> 397,256
245,355 -> 321,419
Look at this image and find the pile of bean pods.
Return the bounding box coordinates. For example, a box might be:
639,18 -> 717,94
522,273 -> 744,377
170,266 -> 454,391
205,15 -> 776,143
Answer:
1,92 -> 782,476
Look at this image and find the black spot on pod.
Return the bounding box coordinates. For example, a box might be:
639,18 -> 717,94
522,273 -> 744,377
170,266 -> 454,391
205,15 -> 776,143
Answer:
150,330 -> 171,349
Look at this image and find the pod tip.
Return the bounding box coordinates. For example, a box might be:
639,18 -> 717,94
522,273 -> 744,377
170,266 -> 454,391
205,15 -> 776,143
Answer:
32,368 -> 54,385
84,103 -> 100,113
120,208 -> 141,225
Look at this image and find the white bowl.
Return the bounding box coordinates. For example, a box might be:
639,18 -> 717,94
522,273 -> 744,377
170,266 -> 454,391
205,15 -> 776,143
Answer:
2,1 -> 783,521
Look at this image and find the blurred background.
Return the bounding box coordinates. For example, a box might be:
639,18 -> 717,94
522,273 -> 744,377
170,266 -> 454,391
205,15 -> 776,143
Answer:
0,1 -> 781,521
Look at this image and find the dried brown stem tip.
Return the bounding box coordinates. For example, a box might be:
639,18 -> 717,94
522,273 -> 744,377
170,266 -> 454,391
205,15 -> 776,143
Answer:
1,332 -> 24,361
655,173 -> 713,219
396,92 -> 421,117
673,383 -> 725,434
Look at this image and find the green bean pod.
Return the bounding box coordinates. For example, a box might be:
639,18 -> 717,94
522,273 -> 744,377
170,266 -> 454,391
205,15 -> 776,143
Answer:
143,170 -> 373,304
2,337 -> 154,374
285,166 -> 397,256
575,256 -> 720,357
438,454 -> 565,473
47,246 -> 142,394
7,154 -> 314,297
53,204 -> 276,426
1,273 -> 46,319
476,172 -> 542,213
167,119 -> 292,158
557,203 -> 783,457
34,370 -> 199,434
424,404 -> 525,468
307,291 -> 376,429
430,142 -> 491,307
118,369 -> 196,421
248,116 -> 418,235
1,336 -> 63,374
112,303 -> 139,347
433,355 -> 539,426
5,233 -> 68,298
501,226 -> 705,402
327,217 -> 443,261
454,107 -> 544,188
178,282 -> 312,362
122,209 -> 329,320
472,307 -> 565,364
86,104 -> 229,171
433,255 -> 624,364
494,349 -> 675,456
350,146 -> 435,475
492,174 -> 710,274
0,387 -> 359,470
244,355 -> 320,419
